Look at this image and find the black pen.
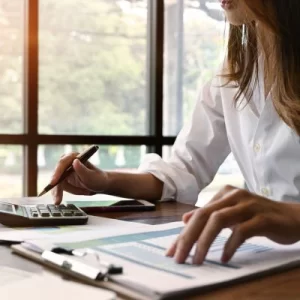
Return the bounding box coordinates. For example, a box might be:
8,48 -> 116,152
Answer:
38,145 -> 99,197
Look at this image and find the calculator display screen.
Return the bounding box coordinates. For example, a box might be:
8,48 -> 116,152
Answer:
0,203 -> 13,213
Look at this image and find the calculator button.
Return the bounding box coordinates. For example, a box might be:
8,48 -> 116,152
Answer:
31,212 -> 39,218
59,205 -> 67,209
67,204 -> 77,209
37,205 -> 47,210
47,205 -> 56,210
51,211 -> 62,217
40,211 -> 50,217
48,207 -> 58,212
73,211 -> 84,216
62,211 -> 73,217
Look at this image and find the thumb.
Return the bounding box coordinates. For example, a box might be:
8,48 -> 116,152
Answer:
72,159 -> 106,192
72,159 -> 95,185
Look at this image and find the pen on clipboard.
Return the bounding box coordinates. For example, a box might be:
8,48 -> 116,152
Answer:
38,145 -> 99,197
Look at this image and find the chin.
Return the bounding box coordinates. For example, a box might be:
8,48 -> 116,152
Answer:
227,19 -> 245,26
225,12 -> 248,26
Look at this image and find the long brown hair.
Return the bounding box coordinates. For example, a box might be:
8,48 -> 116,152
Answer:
224,0 -> 300,135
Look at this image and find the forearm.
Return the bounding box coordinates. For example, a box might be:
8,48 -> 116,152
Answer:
104,172 -> 164,202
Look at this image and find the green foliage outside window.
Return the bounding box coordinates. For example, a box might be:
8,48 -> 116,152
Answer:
0,0 -> 225,172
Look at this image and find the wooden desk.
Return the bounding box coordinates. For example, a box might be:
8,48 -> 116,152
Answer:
93,202 -> 300,300
92,201 -> 193,225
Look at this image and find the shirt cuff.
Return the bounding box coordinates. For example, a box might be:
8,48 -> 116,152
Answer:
138,154 -> 199,205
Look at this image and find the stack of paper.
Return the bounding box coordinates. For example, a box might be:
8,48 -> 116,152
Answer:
12,221 -> 300,300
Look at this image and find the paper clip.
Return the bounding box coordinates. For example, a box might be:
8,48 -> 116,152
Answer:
72,248 -> 123,275
42,249 -> 122,281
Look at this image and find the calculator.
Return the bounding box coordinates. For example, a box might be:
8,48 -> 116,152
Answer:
0,202 -> 88,227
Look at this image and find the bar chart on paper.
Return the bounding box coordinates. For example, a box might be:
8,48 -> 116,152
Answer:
57,226 -> 274,279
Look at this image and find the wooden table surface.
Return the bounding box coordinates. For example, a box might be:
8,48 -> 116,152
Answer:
92,202 -> 300,300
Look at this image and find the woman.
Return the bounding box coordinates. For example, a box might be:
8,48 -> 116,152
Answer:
51,0 -> 300,265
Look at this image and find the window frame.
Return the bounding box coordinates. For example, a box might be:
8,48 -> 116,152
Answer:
0,0 -> 176,196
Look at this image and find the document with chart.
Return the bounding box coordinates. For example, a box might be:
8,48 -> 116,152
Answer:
16,222 -> 300,299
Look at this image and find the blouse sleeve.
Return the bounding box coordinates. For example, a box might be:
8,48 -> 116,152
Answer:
138,77 -> 230,205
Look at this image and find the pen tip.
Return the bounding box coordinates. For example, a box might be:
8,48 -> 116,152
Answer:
38,190 -> 47,197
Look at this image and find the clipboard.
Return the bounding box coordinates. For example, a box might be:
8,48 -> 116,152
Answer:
11,244 -> 150,300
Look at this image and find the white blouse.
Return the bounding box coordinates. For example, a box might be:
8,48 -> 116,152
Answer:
139,66 -> 300,205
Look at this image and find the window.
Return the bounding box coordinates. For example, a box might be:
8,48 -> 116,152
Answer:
0,1 -> 24,134
164,1 -> 243,206
0,1 -> 24,197
0,0 -> 243,201
39,0 -> 148,136
164,0 -> 226,136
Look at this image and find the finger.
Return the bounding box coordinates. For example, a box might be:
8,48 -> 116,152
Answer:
84,161 -> 98,171
171,208 -> 205,257
193,203 -> 255,264
204,185 -> 239,208
168,209 -> 199,257
66,173 -> 89,190
73,159 -> 95,179
182,209 -> 197,224
50,153 -> 79,185
222,215 -> 268,263
52,184 -> 63,205
165,239 -> 178,257
166,210 -> 196,256
62,181 -> 91,196
53,180 -> 91,205
72,159 -> 102,191
174,192 -> 241,264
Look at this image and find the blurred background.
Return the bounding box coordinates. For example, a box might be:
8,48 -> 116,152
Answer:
0,0 -> 243,205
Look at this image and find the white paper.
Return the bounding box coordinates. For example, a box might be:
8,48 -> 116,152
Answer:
0,266 -> 116,300
26,221 -> 300,299
0,215 -> 152,242
0,266 -> 32,287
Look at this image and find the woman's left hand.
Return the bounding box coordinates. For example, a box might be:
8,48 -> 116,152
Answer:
166,185 -> 300,264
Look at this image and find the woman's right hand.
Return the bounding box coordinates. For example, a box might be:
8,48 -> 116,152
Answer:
50,153 -> 109,205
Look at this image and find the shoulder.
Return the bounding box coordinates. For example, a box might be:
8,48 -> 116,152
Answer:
203,62 -> 231,99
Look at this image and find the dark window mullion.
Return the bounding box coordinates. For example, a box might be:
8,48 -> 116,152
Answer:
24,0 -> 39,196
37,135 -> 160,145
0,135 -> 176,146
147,0 -> 164,156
